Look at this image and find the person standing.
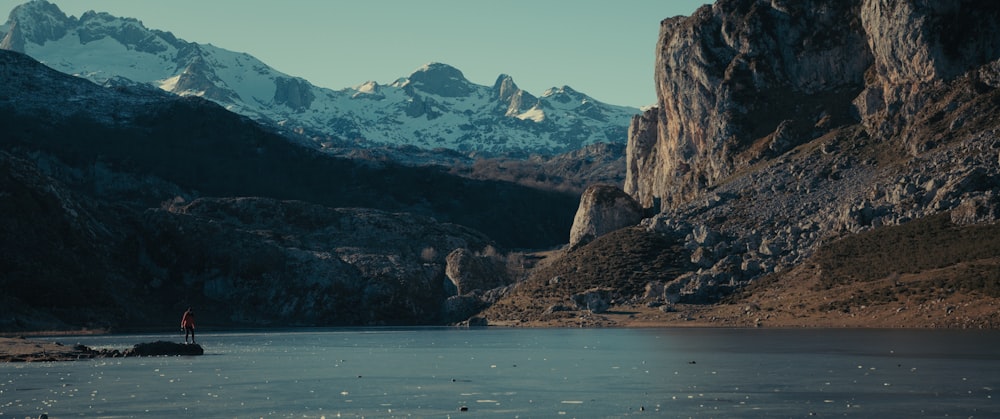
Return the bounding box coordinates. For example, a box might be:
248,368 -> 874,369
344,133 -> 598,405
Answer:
181,307 -> 196,344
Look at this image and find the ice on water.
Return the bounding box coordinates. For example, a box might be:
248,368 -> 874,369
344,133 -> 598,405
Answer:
2,328 -> 999,418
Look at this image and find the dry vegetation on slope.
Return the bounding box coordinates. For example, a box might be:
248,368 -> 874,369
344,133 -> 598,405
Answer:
482,227 -> 692,326
485,213 -> 1000,329
717,212 -> 1000,329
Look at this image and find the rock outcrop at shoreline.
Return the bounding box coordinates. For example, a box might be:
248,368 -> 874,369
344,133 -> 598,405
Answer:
127,341 -> 204,356
568,184 -> 645,249
0,337 -> 204,362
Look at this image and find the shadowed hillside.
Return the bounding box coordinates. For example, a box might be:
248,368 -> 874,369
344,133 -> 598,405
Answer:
0,48 -> 578,331
0,96 -> 577,249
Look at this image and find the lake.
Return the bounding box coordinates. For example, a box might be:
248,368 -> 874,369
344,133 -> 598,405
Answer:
1,328 -> 998,418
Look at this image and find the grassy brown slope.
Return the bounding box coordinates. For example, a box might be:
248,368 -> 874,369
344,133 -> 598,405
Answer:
812,213 -> 1000,293
712,213 -> 1000,328
484,214 -> 1000,328
483,227 -> 692,325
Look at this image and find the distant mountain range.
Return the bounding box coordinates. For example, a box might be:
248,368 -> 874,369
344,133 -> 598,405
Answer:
0,0 -> 639,156
0,46 -> 584,329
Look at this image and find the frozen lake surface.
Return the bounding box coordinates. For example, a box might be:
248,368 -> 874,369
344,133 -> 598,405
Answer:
2,328 -> 999,418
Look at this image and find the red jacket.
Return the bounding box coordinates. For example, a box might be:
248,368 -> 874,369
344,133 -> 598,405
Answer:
181,311 -> 195,329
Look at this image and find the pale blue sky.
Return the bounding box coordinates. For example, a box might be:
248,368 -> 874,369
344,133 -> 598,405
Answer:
2,0 -> 709,107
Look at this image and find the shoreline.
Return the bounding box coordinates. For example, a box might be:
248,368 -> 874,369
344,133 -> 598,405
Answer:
0,336 -> 205,362
4,312 -> 996,363
0,336 -> 105,362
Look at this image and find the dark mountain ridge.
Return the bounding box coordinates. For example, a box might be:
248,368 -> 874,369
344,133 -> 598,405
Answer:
0,49 -> 577,248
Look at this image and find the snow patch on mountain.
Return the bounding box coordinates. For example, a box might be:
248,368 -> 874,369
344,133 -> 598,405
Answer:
2,0 -> 639,155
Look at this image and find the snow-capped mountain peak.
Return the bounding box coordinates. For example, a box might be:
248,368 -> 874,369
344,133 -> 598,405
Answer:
404,62 -> 475,97
1,0 -> 70,50
2,0 -> 639,155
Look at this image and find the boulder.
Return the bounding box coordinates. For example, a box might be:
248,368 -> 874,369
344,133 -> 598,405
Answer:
569,184 -> 644,249
951,193 -> 1000,225
441,294 -> 485,324
571,288 -> 615,314
643,281 -> 666,301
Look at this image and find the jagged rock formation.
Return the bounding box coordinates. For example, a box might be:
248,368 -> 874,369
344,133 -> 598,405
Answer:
486,0 -> 1000,325
854,0 -> 1000,144
626,0 -> 872,209
619,0 -> 1000,299
568,184 -> 644,249
627,0 -> 1000,210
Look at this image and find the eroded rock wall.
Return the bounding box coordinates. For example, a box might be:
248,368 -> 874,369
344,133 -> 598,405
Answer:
855,0 -> 1000,144
628,0 -> 871,209
627,0 -> 1000,210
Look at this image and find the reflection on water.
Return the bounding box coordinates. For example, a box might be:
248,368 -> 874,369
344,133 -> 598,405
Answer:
2,328 -> 998,418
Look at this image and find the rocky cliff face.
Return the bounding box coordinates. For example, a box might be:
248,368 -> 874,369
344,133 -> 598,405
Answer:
628,0 -> 1000,210
627,0 -> 873,209
484,0 -> 1000,324
855,0 -> 1000,144
613,0 -> 1000,302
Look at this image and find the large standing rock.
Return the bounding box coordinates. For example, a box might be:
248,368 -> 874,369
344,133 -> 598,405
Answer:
569,184 -> 644,249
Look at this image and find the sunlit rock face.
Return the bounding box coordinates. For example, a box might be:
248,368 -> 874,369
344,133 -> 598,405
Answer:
855,0 -> 1000,143
626,0 -> 1000,210
627,0 -> 871,209
568,184 -> 644,249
